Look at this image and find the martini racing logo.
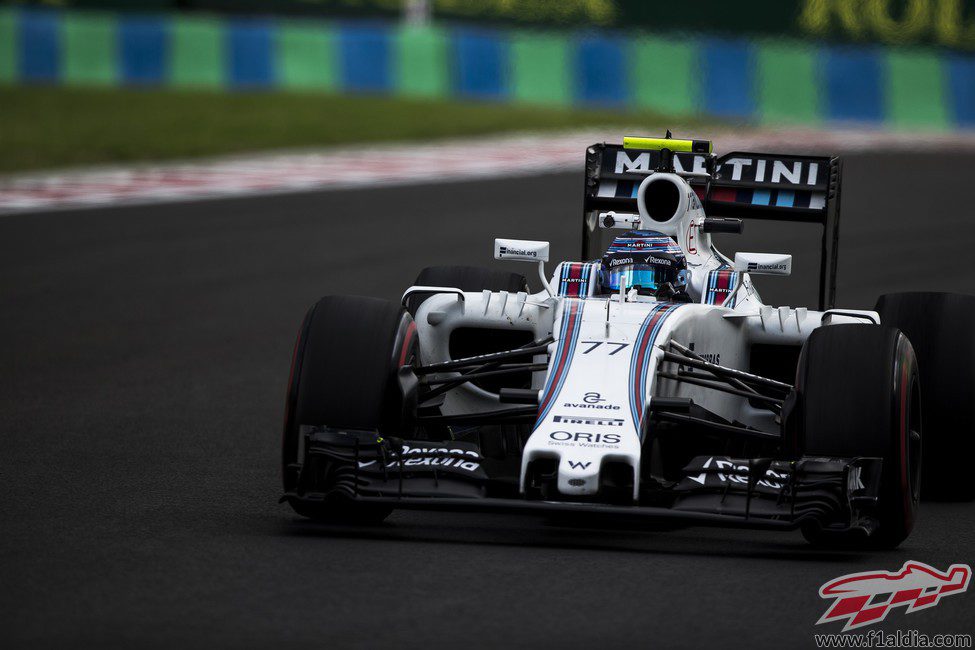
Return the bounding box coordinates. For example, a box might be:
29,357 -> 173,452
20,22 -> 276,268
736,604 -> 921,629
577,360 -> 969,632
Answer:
817,562 -> 971,632
612,152 -> 824,189
614,151 -> 709,175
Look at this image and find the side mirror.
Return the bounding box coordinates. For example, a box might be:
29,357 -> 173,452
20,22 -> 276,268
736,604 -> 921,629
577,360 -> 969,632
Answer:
734,252 -> 792,276
494,238 -> 549,262
494,238 -> 554,296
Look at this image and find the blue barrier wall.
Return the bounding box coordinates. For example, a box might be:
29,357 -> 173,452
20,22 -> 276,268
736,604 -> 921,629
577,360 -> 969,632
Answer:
2,6 -> 973,129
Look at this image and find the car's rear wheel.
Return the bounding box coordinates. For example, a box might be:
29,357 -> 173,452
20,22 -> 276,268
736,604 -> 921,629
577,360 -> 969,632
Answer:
875,292 -> 975,501
282,295 -> 418,522
790,325 -> 921,549
406,265 -> 528,315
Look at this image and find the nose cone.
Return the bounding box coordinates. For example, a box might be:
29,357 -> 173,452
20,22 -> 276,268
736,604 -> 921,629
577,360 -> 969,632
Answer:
557,457 -> 600,496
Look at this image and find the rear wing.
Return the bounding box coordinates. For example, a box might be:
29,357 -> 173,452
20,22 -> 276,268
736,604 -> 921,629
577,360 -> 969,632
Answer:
582,143 -> 843,310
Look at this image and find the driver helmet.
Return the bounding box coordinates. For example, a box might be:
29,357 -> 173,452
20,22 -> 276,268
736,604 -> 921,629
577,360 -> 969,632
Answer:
599,230 -> 687,294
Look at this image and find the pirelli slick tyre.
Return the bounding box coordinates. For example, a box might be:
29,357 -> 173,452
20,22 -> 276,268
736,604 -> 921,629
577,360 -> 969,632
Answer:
875,292 -> 975,501
792,325 -> 921,549
282,296 -> 418,523
406,265 -> 528,315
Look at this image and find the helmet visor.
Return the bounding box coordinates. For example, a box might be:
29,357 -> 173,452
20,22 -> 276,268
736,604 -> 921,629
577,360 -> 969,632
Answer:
600,265 -> 668,292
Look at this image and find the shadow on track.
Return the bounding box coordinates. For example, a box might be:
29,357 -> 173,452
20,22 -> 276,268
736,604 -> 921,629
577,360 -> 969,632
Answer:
275,512 -> 870,565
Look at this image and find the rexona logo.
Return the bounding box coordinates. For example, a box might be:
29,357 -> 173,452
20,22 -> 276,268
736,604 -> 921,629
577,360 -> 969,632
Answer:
356,444 -> 481,472
688,457 -> 785,488
817,562 -> 971,632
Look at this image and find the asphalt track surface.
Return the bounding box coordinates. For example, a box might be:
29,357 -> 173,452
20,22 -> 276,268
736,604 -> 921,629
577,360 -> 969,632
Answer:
2,153 -> 975,649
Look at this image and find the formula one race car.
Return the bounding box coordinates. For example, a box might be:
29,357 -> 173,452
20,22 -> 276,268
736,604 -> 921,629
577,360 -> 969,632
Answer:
280,135 -> 975,548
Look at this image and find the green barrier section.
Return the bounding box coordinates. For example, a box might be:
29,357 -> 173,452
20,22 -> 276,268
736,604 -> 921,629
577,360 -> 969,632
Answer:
7,8 -> 968,132
277,21 -> 336,90
0,8 -> 16,83
886,49 -> 948,130
630,37 -> 697,116
62,12 -> 117,86
755,41 -> 820,124
170,15 -> 224,88
396,24 -> 448,98
510,31 -> 570,106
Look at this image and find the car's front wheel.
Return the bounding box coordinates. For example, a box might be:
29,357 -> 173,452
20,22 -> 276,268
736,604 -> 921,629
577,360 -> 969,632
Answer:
282,295 -> 418,522
789,325 -> 921,549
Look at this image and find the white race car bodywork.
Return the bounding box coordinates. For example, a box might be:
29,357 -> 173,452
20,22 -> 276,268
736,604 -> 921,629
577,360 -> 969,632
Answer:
410,172 -> 877,502
283,138 -> 933,549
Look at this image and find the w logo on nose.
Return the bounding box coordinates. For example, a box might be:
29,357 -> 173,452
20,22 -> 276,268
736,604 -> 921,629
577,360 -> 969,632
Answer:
567,461 -> 591,470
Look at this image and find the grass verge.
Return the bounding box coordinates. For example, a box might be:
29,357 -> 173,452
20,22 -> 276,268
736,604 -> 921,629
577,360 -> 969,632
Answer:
0,86 -> 710,173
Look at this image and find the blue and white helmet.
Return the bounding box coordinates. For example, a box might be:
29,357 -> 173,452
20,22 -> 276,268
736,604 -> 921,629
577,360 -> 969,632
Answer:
599,230 -> 687,293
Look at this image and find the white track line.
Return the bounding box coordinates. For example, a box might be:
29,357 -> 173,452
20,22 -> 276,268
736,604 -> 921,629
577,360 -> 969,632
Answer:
2,127 -> 974,215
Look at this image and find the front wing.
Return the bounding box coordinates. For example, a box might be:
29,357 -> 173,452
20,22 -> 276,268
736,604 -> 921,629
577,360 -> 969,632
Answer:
281,427 -> 883,534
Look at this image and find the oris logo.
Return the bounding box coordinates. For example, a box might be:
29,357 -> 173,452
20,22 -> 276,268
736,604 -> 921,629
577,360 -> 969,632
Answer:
549,431 -> 622,445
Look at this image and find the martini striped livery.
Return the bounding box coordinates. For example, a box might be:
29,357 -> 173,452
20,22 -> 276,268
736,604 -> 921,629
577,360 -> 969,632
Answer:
628,303 -> 682,435
534,299 -> 585,426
